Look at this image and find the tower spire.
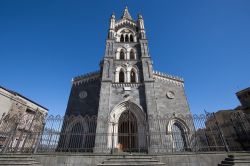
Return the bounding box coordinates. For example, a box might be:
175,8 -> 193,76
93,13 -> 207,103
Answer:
122,6 -> 132,20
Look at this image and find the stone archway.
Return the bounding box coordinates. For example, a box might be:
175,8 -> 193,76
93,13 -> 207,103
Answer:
167,118 -> 190,152
107,100 -> 147,152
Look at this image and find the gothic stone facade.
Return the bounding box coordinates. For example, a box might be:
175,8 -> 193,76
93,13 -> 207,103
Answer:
61,8 -> 193,154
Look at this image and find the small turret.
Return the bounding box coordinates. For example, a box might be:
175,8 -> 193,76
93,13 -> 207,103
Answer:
137,14 -> 146,39
138,14 -> 144,29
108,13 -> 115,39
110,13 -> 115,29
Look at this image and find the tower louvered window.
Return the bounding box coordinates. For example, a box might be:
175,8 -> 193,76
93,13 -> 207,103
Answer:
130,50 -> 135,60
120,50 -> 125,60
119,71 -> 125,82
131,70 -> 136,83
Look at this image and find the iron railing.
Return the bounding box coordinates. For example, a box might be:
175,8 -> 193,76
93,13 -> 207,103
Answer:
0,112 -> 249,154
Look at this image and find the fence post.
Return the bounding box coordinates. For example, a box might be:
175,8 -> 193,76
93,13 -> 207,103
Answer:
33,121 -> 46,154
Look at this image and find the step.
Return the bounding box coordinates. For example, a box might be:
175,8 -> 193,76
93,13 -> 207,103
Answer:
106,157 -> 153,160
0,160 -> 39,163
107,156 -> 153,159
222,160 -> 250,165
218,164 -> 233,166
228,154 -> 250,157
228,156 -> 250,159
97,162 -> 165,166
0,155 -> 42,166
0,158 -> 36,161
0,155 -> 33,158
98,156 -> 166,166
0,161 -> 37,164
225,157 -> 250,161
102,159 -> 160,163
0,163 -> 34,165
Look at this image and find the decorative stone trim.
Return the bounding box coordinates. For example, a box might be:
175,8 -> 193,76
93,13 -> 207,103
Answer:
73,71 -> 100,85
111,83 -> 142,88
115,19 -> 137,28
153,70 -> 184,87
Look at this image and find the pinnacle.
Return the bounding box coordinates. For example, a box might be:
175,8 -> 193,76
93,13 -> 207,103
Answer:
122,6 -> 132,20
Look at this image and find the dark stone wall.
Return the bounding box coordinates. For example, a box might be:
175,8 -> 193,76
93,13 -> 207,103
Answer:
65,78 -> 101,117
108,85 -> 147,114
153,79 -> 191,116
57,78 -> 101,152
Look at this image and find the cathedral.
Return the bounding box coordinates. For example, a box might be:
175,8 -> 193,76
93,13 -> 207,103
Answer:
59,7 -> 193,154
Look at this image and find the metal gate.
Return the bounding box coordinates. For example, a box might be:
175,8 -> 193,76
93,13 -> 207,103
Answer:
118,110 -> 138,153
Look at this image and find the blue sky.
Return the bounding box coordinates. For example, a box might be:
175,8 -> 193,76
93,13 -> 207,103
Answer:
0,0 -> 249,115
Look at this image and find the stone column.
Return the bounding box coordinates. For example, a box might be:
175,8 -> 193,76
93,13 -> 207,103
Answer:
126,71 -> 130,83
115,71 -> 119,82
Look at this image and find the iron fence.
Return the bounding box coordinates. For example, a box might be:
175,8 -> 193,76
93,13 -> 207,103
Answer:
0,112 -> 249,154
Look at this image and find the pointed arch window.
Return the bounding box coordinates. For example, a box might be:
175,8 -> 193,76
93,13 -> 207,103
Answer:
171,123 -> 187,151
130,35 -> 134,42
120,50 -> 125,60
120,35 -> 124,42
130,70 -> 136,83
119,71 -> 125,83
130,50 -> 135,60
125,35 -> 129,42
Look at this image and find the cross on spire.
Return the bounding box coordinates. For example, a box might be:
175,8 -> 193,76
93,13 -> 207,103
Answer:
122,6 -> 132,20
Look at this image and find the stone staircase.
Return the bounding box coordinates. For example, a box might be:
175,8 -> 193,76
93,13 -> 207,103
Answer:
218,153 -> 250,166
97,155 -> 166,166
0,155 -> 42,166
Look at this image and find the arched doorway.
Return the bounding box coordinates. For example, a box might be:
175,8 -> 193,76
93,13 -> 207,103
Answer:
171,122 -> 188,152
107,101 -> 147,153
118,110 -> 138,152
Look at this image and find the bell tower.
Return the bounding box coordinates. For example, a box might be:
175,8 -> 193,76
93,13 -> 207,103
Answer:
93,7 -> 191,153
100,6 -> 153,84
95,7 -> 156,153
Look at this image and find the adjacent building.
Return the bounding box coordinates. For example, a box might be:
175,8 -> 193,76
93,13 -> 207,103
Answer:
198,87 -> 250,151
0,86 -> 48,152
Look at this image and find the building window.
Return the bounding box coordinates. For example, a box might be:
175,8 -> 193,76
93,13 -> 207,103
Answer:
130,35 -> 134,42
130,50 -> 135,60
130,70 -> 136,83
120,35 -> 124,42
26,108 -> 35,114
119,71 -> 125,83
125,35 -> 129,42
120,50 -> 125,60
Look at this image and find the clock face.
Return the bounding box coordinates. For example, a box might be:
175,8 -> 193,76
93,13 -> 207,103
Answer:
79,91 -> 87,99
166,91 -> 175,99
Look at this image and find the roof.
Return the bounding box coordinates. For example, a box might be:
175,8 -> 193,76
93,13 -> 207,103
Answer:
0,86 -> 48,111
236,87 -> 250,96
